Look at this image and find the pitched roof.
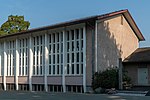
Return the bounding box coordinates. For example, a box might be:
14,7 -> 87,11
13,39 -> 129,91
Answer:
123,47 -> 150,63
0,9 -> 145,41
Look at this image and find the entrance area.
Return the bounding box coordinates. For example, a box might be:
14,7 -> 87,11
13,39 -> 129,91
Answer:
138,68 -> 148,85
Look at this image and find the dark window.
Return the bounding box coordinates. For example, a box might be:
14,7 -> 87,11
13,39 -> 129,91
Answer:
57,33 -> 59,42
72,53 -> 74,63
53,55 -> 55,64
53,44 -> 55,53
49,65 -> 51,74
72,42 -> 74,51
53,34 -> 55,42
49,55 -> 51,64
53,65 -> 55,74
57,65 -> 59,74
37,36 -> 39,45
81,64 -> 83,74
72,64 -> 74,74
67,64 -> 69,74
67,31 -> 69,41
77,64 -> 79,74
40,36 -> 42,44
71,30 -> 74,40
77,53 -> 79,62
57,55 -> 59,63
76,29 -> 79,39
49,34 -> 51,43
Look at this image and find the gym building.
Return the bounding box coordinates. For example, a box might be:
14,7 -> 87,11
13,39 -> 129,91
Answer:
0,9 -> 145,93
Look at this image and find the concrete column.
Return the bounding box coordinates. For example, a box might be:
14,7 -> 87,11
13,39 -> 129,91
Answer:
15,39 -> 19,90
44,33 -> 48,92
3,41 -> 7,90
0,44 -> 2,76
29,36 -> 33,91
95,21 -> 98,72
119,58 -> 123,90
83,26 -> 87,93
62,30 -> 66,92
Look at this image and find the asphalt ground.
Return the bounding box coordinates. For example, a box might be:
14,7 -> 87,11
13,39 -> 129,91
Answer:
0,91 -> 149,100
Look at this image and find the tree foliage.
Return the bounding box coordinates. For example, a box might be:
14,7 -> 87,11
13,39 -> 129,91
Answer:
92,68 -> 119,90
0,15 -> 30,35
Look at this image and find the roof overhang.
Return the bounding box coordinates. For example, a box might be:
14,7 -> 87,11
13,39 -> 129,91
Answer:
123,10 -> 145,41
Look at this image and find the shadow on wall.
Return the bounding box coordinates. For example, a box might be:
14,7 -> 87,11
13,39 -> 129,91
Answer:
97,21 -> 123,70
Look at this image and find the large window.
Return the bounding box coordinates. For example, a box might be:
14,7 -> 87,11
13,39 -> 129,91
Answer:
7,40 -> 15,76
33,35 -> 44,76
48,27 -> 84,76
66,28 -> 84,75
48,32 -> 63,75
19,38 -> 29,76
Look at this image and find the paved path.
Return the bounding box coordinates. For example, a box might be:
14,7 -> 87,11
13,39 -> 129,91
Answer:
0,91 -> 149,100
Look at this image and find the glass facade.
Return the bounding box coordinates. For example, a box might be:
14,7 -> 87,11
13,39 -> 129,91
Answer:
0,24 -> 86,92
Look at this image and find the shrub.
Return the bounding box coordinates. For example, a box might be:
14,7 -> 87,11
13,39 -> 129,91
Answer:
92,68 -> 119,90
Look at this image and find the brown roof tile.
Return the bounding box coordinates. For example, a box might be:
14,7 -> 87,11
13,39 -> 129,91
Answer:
123,47 -> 150,63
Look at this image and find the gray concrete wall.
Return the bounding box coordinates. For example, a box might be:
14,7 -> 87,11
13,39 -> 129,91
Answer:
86,22 -> 95,86
32,76 -> 44,84
65,76 -> 83,85
18,76 -> 28,84
47,76 -> 62,85
6,76 -> 15,83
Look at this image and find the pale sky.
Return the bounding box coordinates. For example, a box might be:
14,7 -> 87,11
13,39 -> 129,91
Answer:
0,0 -> 149,47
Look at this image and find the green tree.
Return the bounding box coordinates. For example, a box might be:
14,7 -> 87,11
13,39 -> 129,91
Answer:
92,68 -> 119,90
0,15 -> 30,35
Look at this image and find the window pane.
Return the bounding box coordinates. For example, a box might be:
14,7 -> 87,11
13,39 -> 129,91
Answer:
67,64 -> 69,74
53,65 -> 55,74
49,65 -> 51,75
76,64 -> 79,74
57,65 -> 59,74
72,53 -> 74,63
72,64 -> 74,74
71,30 -> 74,40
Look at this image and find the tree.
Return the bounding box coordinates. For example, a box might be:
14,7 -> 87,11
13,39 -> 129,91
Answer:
92,68 -> 119,90
0,15 -> 30,35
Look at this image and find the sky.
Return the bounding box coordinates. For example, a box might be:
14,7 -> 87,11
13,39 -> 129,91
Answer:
0,0 -> 149,47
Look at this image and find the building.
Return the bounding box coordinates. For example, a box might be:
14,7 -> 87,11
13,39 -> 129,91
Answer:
0,9 -> 145,92
123,48 -> 150,88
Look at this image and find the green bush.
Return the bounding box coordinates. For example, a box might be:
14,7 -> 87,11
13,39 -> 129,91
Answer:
92,68 -> 119,90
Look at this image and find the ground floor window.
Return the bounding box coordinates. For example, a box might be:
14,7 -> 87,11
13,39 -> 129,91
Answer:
48,85 -> 62,92
6,83 -> 15,91
66,85 -> 83,93
32,84 -> 44,91
18,84 -> 29,91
